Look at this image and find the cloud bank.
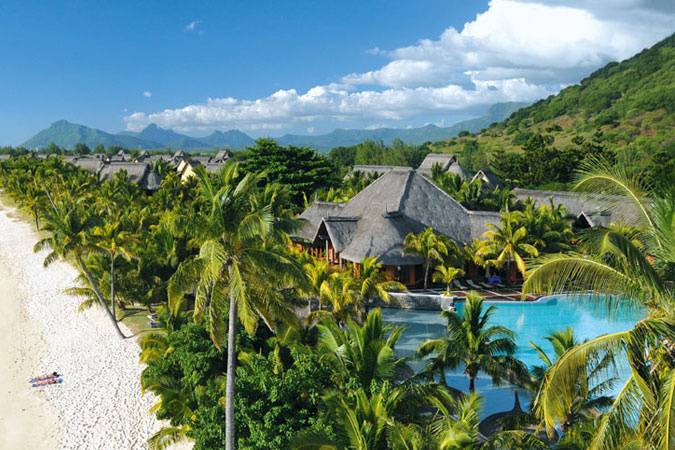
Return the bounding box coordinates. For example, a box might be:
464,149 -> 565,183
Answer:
125,0 -> 674,133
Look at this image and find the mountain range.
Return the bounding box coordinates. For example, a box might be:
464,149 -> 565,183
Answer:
22,102 -> 526,152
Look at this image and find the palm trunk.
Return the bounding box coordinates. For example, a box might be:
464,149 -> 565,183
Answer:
77,254 -> 125,339
225,270 -> 238,450
424,261 -> 430,289
439,369 -> 448,387
469,375 -> 476,393
110,255 -> 116,322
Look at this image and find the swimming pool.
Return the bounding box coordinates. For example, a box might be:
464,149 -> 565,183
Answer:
381,294 -> 645,417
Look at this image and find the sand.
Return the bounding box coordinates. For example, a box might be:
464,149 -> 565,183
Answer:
0,202 -> 191,450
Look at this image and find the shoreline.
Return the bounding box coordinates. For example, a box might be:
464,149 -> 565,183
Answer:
0,201 -> 188,449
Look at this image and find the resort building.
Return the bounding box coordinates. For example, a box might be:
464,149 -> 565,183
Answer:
176,150 -> 231,182
293,167 -> 499,286
348,165 -> 409,178
99,162 -> 162,191
471,169 -> 503,189
513,188 -> 639,228
417,153 -> 467,178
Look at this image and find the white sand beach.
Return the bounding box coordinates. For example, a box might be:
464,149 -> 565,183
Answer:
0,202 -> 188,450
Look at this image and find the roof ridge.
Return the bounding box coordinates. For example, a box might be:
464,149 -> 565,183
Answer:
393,169 -> 414,212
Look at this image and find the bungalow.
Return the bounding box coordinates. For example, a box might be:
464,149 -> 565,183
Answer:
293,167 -> 499,286
99,162 -> 162,191
513,188 -> 639,229
471,169 -> 503,189
417,153 -> 467,179
177,151 -> 231,181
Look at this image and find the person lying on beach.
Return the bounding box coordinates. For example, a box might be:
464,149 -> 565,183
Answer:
32,378 -> 62,387
29,372 -> 60,383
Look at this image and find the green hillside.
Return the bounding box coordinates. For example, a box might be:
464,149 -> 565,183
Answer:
431,33 -> 675,189
22,120 -> 160,149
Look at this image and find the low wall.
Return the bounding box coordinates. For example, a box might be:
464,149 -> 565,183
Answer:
376,292 -> 457,311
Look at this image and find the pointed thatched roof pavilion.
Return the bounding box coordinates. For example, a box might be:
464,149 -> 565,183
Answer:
417,153 -> 467,179
294,168 -> 499,284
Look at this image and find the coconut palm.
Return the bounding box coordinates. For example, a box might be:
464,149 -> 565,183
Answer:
353,256 -> 405,318
303,257 -> 335,312
316,308 -> 405,392
404,228 -> 449,289
433,266 -> 465,295
33,198 -> 126,338
523,157 -> 675,449
419,292 -> 528,393
477,212 -> 539,283
91,220 -> 137,322
167,164 -> 305,450
529,328 -> 615,433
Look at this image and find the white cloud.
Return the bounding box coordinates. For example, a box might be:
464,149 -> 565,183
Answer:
184,20 -> 200,32
126,0 -> 674,133
143,91 -> 152,98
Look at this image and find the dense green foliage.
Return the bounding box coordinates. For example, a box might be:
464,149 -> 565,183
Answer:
238,138 -> 338,207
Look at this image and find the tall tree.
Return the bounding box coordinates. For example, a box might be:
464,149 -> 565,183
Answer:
477,211 -> 539,283
91,219 -> 137,322
167,164 -> 305,450
33,198 -> 126,338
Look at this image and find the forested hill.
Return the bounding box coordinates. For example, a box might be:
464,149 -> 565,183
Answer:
430,32 -> 675,189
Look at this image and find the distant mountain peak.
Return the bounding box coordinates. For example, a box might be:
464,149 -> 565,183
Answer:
21,101 -> 527,151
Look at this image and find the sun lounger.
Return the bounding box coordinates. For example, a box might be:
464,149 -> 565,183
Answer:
452,279 -> 468,290
466,280 -> 482,290
147,314 -> 159,320
148,321 -> 162,328
479,282 -> 495,289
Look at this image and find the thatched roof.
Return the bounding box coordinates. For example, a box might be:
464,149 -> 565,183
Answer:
471,169 -> 502,188
98,162 -> 161,191
213,150 -> 231,163
417,153 -> 467,178
296,201 -> 345,243
514,188 -> 640,226
71,157 -> 105,173
349,165 -> 409,177
294,168 -> 499,265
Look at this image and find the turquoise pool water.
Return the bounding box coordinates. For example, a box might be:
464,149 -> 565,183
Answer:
381,294 -> 645,417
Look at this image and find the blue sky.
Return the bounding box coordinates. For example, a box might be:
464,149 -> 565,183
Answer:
1,0 -> 673,145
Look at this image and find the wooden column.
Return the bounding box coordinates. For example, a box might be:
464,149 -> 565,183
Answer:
407,266 -> 416,287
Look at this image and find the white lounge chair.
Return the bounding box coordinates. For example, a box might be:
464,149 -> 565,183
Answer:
466,280 -> 482,290
453,279 -> 468,290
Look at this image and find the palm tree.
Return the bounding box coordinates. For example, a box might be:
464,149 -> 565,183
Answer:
529,328 -> 615,433
91,220 -> 137,322
353,256 -> 405,319
316,308 -> 405,391
477,212 -> 539,284
404,228 -> 449,289
303,257 -> 334,312
33,198 -> 126,338
167,164 -> 305,450
433,266 -> 465,295
523,157 -> 675,449
419,292 -> 528,393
